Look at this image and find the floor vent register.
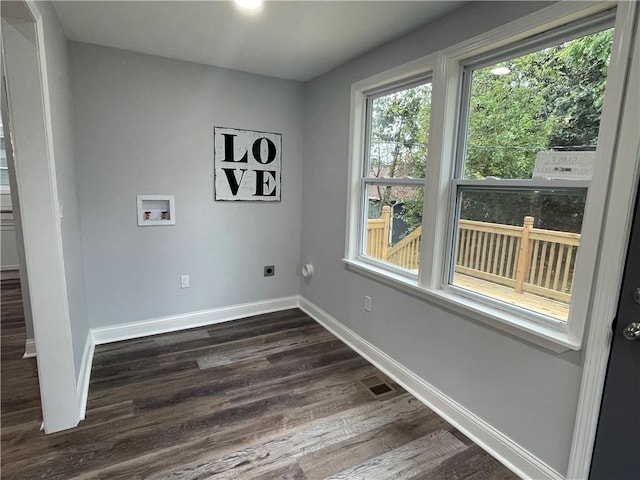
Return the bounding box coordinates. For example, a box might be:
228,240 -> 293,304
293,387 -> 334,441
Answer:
359,374 -> 397,399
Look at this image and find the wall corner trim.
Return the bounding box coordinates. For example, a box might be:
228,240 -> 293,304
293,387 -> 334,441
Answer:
22,338 -> 36,358
77,331 -> 95,421
76,295 -> 299,421
298,296 -> 565,480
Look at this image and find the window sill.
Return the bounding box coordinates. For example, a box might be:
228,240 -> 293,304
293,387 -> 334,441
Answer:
342,258 -> 581,353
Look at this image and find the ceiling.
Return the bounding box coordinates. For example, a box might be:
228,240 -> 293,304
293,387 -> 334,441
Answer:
52,1 -> 466,82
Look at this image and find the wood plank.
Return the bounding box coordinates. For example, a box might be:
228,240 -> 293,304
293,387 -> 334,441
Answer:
298,408 -> 450,479
415,444 -> 517,480
470,229 -> 478,270
488,231 -> 497,274
464,227 -> 471,267
495,234 -> 505,277
327,430 -> 467,480
538,241 -> 549,286
197,327 -> 333,369
452,273 -> 569,321
529,239 -> 540,284
545,242 -> 557,289
480,231 -> 488,271
561,246 -> 575,293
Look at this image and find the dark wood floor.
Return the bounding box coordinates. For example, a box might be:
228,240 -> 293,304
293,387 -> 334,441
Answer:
1,279 -> 519,479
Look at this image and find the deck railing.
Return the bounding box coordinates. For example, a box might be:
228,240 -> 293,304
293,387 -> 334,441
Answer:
366,206 -> 391,260
387,227 -> 421,270
366,214 -> 580,303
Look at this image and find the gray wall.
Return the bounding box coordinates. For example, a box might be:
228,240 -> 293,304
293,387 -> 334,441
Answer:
39,2 -> 90,380
300,1 -> 582,474
70,43 -> 304,328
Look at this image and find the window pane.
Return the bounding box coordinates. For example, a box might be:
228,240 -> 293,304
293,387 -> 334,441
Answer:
463,28 -> 614,180
363,185 -> 423,271
451,188 -> 586,321
367,82 -> 431,179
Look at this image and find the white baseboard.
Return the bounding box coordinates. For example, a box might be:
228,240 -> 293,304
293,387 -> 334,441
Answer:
76,331 -> 95,421
22,338 -> 36,358
298,296 -> 564,480
77,296 -> 299,420
91,296 -> 299,345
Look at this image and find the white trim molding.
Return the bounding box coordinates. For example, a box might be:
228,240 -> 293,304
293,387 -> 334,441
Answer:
299,296 -> 564,480
2,0 -> 79,432
76,332 -> 95,421
22,338 -> 36,358
91,296 -> 299,345
76,296 -> 299,420
567,2 -> 640,478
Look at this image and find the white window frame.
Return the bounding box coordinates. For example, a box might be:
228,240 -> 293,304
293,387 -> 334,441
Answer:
356,74 -> 433,279
444,11 -> 615,331
345,55 -> 437,278
344,1 -> 634,352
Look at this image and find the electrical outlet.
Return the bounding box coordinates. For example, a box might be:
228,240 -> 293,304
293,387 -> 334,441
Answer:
181,275 -> 190,288
364,296 -> 372,312
264,265 -> 275,277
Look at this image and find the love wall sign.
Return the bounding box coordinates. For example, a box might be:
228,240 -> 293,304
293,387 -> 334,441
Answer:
214,127 -> 282,202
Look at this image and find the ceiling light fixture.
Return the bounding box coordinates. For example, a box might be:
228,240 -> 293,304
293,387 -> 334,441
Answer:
234,0 -> 262,10
490,66 -> 511,76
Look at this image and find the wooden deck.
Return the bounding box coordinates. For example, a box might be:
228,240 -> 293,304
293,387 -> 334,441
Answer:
453,273 -> 569,321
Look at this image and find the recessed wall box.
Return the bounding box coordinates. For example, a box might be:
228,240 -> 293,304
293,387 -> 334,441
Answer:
137,195 -> 176,226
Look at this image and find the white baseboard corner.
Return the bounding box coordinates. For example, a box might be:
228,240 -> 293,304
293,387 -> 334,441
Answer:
78,295 -> 299,420
298,296 -> 564,480
77,331 -> 95,421
22,338 -> 36,358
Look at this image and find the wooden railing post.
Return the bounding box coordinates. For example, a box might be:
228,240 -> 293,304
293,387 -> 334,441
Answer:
381,205 -> 391,261
514,216 -> 534,294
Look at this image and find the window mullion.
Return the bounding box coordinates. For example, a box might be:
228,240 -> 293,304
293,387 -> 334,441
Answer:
418,53 -> 460,290
357,177 -> 368,259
